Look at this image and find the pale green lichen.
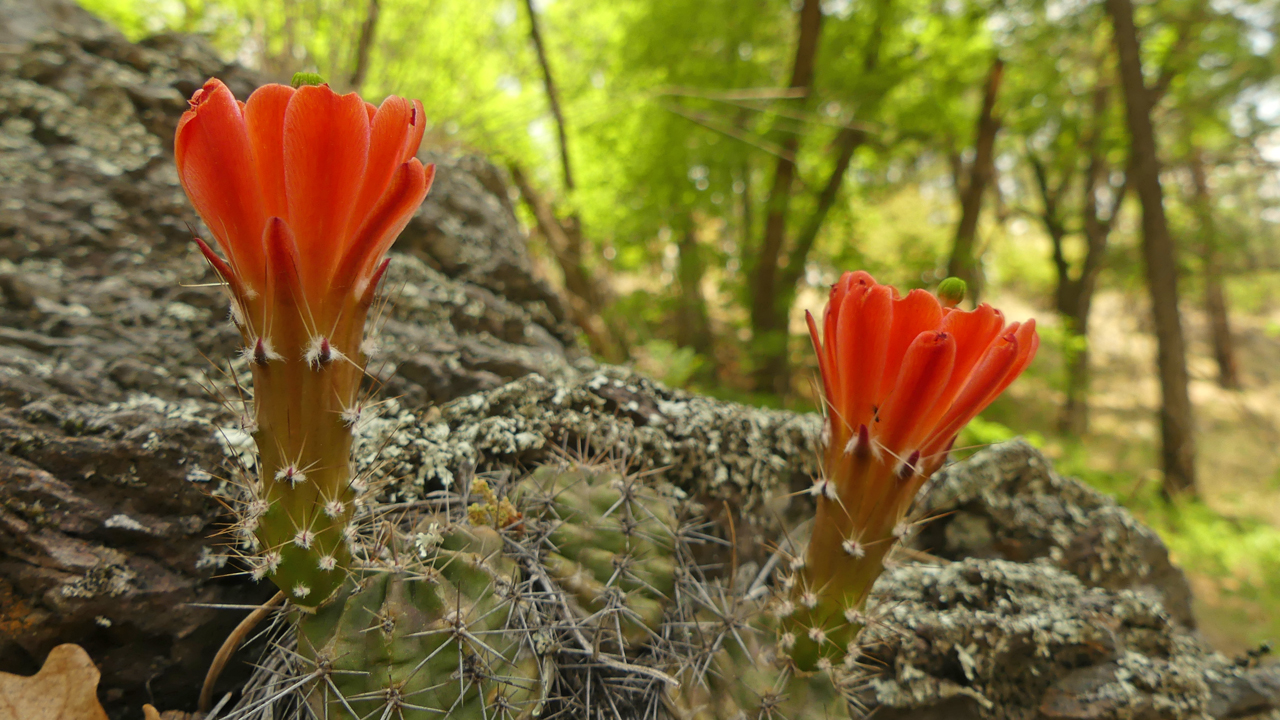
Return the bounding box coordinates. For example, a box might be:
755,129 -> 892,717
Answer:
353,367 -> 820,522
862,557 -> 1268,719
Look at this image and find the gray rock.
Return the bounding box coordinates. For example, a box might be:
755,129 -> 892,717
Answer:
863,555 -> 1279,719
912,440 -> 1195,628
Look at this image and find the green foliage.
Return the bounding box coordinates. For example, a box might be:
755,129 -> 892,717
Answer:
957,416 -> 1044,458
631,339 -> 706,389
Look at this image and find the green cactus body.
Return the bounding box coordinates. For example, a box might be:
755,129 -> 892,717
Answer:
296,522 -> 542,720
523,466 -> 679,647
673,597 -> 857,720
704,664 -> 852,720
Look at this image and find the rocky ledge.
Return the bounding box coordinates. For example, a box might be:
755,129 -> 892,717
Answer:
0,1 -> 1275,718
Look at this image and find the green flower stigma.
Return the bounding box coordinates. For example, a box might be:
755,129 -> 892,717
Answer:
937,276 -> 967,309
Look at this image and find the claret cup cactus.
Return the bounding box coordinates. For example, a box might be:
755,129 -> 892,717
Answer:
786,271 -> 1038,669
176,75 -> 432,607
178,71 -> 1042,718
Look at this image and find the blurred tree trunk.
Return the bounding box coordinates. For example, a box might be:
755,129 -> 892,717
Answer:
1108,0 -> 1199,497
947,58 -> 1005,300
509,166 -> 623,361
1029,81 -> 1128,436
1188,150 -> 1242,390
779,126 -> 869,296
748,0 -> 823,399
517,0 -> 625,361
348,0 -> 379,91
675,222 -> 714,357
747,0 -> 889,400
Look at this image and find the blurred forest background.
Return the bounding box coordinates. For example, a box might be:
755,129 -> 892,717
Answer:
81,0 -> 1280,654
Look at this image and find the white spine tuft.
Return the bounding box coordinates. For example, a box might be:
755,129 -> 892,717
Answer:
293,528 -> 315,549
841,538 -> 866,558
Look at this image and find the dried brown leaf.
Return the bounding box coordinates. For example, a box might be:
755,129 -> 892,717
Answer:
0,644 -> 109,720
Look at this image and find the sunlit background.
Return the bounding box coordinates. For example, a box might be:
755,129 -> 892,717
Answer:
82,0 -> 1280,652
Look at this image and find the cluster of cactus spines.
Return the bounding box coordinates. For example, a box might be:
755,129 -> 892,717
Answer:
679,620 -> 857,720
228,460 -> 870,720
294,520 -> 543,720
176,73 -> 432,607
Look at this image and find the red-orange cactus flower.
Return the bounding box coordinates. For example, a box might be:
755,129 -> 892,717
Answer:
176,77 -> 432,313
787,270 -> 1037,668
175,77 -> 432,607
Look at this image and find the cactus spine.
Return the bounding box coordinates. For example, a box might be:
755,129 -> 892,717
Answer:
230,463 -> 861,720
521,466 -> 679,648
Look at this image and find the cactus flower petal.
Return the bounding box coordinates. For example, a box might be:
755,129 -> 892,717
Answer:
282,84 -> 372,294
176,79 -> 267,290
244,83 -> 295,219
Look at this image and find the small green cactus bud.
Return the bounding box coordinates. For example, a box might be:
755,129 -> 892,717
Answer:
937,276 -> 967,308
290,71 -> 326,87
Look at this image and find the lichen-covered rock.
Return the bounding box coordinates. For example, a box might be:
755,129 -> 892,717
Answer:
860,558 -> 1280,720
912,440 -> 1195,627
0,395 -> 270,716
352,367 -> 820,560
